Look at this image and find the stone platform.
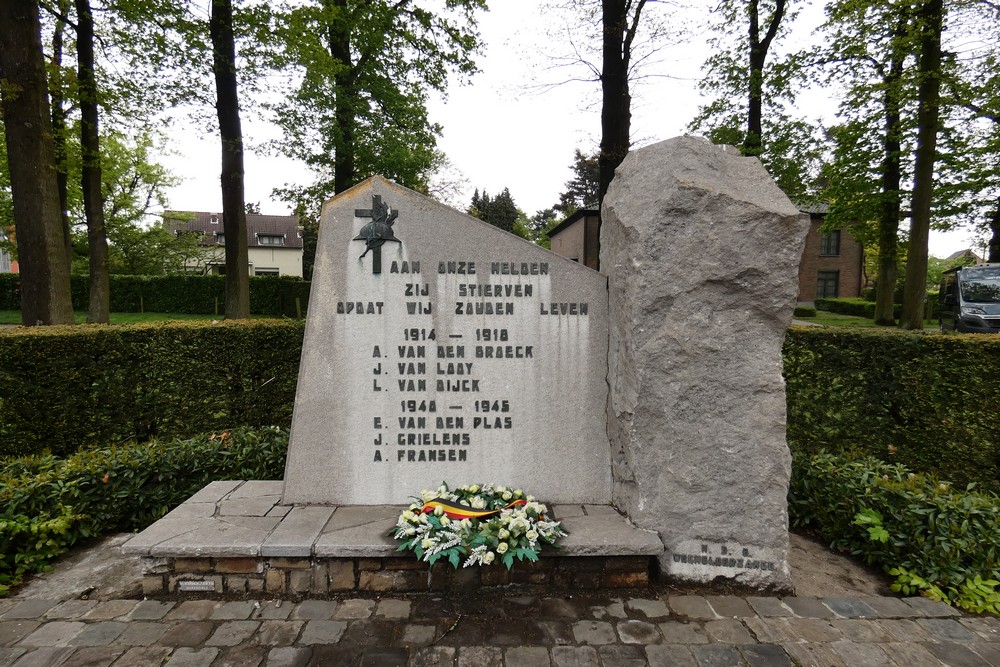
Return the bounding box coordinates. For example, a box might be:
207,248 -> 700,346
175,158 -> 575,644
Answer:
122,481 -> 663,598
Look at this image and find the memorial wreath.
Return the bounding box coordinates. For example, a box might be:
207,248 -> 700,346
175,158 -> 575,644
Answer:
391,483 -> 567,569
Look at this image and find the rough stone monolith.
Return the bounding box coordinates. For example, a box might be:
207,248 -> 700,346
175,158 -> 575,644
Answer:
601,137 -> 808,590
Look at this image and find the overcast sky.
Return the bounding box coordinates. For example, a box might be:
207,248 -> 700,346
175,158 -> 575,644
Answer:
158,0 -> 981,259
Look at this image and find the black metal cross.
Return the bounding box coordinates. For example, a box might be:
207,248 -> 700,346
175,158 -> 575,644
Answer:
354,206 -> 378,274
353,195 -> 400,275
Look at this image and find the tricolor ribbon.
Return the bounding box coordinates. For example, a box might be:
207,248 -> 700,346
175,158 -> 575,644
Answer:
420,497 -> 527,520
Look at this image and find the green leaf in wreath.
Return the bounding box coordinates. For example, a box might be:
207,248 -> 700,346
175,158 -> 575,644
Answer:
502,553 -> 515,570
516,548 -> 539,562
448,550 -> 461,568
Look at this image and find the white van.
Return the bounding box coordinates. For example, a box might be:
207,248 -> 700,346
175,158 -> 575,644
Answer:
940,264 -> 1000,333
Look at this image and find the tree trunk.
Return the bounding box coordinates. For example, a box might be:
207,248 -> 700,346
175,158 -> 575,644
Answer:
900,0 -> 944,330
874,16 -> 908,326
0,0 -> 75,325
328,0 -> 356,194
598,0 -> 633,208
987,195 -> 1000,263
745,0 -> 785,158
210,0 -> 250,319
76,0 -> 110,324
50,0 -> 73,271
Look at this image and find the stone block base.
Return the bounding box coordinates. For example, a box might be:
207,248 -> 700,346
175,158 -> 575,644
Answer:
140,554 -> 654,598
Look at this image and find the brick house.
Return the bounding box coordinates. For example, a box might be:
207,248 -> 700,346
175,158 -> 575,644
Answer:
0,228 -> 18,274
795,204 -> 864,303
546,209 -> 600,270
165,211 -> 304,278
546,204 -> 864,304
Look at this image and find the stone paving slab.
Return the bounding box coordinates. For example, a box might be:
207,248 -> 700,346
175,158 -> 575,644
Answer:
0,592 -> 992,666
185,481 -> 242,505
260,506 -> 335,557
313,505 -> 401,557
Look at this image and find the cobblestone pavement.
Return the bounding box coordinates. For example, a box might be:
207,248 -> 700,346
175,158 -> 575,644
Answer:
1,592 -> 997,666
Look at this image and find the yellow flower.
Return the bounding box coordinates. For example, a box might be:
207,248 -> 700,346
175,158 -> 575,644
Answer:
469,484 -> 480,493
440,516 -> 451,526
421,538 -> 434,549
497,542 -> 509,554
434,506 -> 444,517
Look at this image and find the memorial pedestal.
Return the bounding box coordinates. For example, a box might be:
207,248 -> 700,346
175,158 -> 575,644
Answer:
123,481 -> 663,598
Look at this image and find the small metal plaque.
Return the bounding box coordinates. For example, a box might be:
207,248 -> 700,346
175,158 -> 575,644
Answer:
178,580 -> 216,592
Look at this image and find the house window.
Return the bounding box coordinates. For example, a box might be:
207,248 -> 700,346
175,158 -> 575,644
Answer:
215,232 -> 225,245
817,270 -> 839,298
819,230 -> 841,256
258,234 -> 284,246
255,268 -> 279,276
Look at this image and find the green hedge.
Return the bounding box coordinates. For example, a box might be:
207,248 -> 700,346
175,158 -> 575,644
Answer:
793,305 -> 817,318
784,327 -> 1000,493
815,296 -> 939,321
0,321 -> 304,457
814,297 -> 902,319
790,449 -> 1000,613
3,319 -> 999,496
0,427 -> 288,593
0,274 -> 311,317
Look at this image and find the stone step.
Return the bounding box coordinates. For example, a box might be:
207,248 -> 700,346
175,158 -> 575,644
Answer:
122,481 -> 664,597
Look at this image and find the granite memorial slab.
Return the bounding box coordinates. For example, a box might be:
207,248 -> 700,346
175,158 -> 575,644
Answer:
282,176 -> 611,505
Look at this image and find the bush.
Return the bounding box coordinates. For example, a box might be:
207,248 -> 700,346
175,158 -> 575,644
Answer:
0,426 -> 289,594
0,320 -> 304,457
784,327 -> 1000,494
793,305 -> 817,318
790,449 -> 1000,613
0,273 -> 311,317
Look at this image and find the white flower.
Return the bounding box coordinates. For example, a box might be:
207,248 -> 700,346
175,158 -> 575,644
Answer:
434,506 -> 444,517
502,491 -> 512,501
526,530 -> 538,542
470,496 -> 487,509
525,501 -> 546,515
421,537 -> 434,549
405,527 -> 416,536
440,516 -> 450,526
483,551 -> 496,564
498,528 -> 510,540
497,542 -> 509,554
468,484 -> 480,493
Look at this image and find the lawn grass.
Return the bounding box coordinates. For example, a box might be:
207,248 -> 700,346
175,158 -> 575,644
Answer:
796,310 -> 940,330
0,311 -> 281,325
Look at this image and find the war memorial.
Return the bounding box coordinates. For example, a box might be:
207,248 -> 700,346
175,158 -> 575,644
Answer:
123,137 -> 809,595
